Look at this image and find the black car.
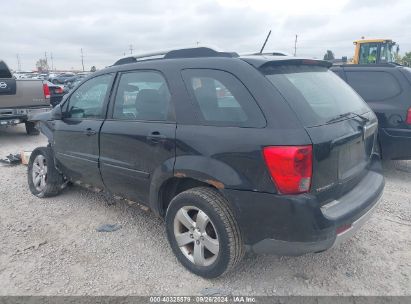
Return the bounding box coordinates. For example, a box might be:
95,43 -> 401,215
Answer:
331,64 -> 411,160
45,81 -> 65,107
28,47 -> 384,278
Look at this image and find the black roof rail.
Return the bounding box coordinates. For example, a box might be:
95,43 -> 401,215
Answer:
113,47 -> 239,66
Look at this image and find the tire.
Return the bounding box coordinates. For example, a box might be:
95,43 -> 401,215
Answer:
28,147 -> 64,198
165,187 -> 244,278
25,121 -> 40,135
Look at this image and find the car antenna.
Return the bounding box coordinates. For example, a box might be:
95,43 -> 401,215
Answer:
259,30 -> 272,54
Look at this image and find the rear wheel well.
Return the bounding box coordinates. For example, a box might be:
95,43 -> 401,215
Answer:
158,178 -> 214,217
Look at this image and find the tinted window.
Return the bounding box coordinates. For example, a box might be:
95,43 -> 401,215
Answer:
182,69 -> 265,127
113,71 -> 171,121
402,67 -> 411,84
345,71 -> 401,101
66,74 -> 113,119
263,65 -> 370,127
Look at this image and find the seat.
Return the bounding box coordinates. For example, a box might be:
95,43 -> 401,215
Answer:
135,89 -> 167,121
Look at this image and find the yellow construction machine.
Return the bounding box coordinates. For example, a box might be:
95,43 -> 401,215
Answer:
352,38 -> 397,64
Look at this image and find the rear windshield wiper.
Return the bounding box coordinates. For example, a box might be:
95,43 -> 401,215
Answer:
326,112 -> 369,124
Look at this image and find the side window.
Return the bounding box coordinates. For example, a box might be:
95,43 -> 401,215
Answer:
182,69 -> 265,127
66,74 -> 113,119
113,71 -> 171,121
359,43 -> 378,64
345,71 -> 401,101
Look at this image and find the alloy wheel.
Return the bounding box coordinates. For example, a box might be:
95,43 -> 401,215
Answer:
173,206 -> 220,266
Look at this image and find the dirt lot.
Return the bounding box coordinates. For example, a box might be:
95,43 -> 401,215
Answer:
0,124 -> 410,296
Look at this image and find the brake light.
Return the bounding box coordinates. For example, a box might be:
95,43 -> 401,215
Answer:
406,108 -> 411,125
43,84 -> 50,99
263,145 -> 312,194
55,87 -> 64,94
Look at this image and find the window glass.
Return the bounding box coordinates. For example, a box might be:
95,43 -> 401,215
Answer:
182,69 -> 265,127
113,71 -> 171,121
66,74 -> 113,119
263,65 -> 370,127
359,43 -> 378,64
345,71 -> 401,101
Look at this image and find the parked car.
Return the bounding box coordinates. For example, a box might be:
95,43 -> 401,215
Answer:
331,64 -> 411,160
29,47 -> 384,278
0,60 -> 51,134
63,78 -> 82,94
45,81 -> 65,107
63,74 -> 84,84
48,73 -> 75,84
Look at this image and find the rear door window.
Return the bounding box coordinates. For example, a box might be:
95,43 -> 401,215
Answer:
345,71 -> 401,101
182,69 -> 265,127
263,65 -> 370,127
112,71 -> 171,121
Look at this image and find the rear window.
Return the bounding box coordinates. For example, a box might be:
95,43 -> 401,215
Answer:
263,65 -> 370,127
345,71 -> 401,101
402,67 -> 411,84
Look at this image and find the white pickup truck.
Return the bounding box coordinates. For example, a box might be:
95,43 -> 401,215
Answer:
0,60 -> 51,135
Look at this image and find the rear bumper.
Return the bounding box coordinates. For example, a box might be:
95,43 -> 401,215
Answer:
379,127 -> 411,160
0,106 -> 51,126
221,158 -> 385,255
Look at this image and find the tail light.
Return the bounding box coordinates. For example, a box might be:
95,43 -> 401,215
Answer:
406,108 -> 411,125
263,145 -> 312,194
55,87 -> 64,94
43,84 -> 50,99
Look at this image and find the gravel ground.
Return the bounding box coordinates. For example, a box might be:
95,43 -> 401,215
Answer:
0,124 -> 410,296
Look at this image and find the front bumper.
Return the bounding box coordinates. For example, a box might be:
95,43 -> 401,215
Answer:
221,159 -> 385,256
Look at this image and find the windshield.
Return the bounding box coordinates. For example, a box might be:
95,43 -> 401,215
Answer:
380,42 -> 396,63
263,65 -> 371,127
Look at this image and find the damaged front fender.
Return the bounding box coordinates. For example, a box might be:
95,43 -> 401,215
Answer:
29,104 -> 61,142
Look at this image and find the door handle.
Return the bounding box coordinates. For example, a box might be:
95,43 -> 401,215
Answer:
147,131 -> 166,143
84,128 -> 97,136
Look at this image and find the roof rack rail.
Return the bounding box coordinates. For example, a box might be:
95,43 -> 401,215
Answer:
113,47 -> 239,66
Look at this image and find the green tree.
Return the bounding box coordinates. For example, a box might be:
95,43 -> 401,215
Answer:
323,50 -> 335,61
402,52 -> 411,67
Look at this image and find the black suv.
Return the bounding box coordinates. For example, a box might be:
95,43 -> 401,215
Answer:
331,64 -> 411,160
29,48 -> 384,278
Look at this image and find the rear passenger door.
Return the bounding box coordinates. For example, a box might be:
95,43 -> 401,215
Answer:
99,70 -> 176,204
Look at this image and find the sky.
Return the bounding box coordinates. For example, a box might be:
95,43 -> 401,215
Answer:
1,0 -> 411,71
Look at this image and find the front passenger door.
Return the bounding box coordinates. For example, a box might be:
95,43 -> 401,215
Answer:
53,74 -> 114,187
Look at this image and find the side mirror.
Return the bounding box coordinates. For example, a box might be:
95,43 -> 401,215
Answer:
50,104 -> 63,120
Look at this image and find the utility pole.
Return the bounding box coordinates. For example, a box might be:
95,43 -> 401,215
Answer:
16,54 -> 21,71
44,52 -> 48,66
294,34 -> 298,57
50,52 -> 54,71
80,48 -> 85,72
129,44 -> 134,54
